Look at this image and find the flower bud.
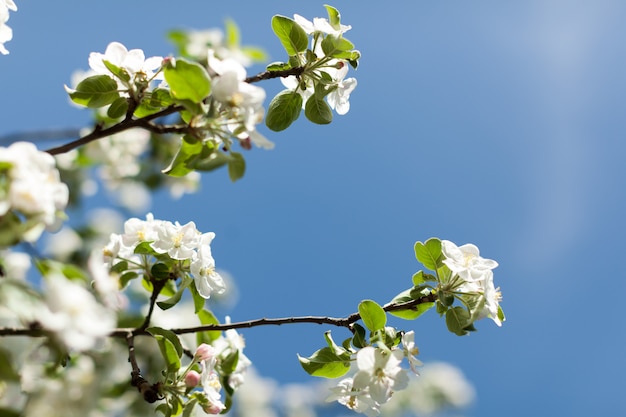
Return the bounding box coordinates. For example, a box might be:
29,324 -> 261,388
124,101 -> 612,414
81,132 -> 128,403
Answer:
185,370 -> 201,387
194,343 -> 216,361
202,403 -> 225,415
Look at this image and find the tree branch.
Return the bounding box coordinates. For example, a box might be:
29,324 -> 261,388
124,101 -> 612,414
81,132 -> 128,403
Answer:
0,292 -> 438,338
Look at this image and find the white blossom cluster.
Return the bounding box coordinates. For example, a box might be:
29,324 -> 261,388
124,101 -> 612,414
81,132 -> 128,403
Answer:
0,141 -> 69,242
207,51 -> 274,150
281,14 -> 358,116
103,213 -> 226,299
327,331 -> 421,417
0,0 -> 16,55
441,240 -> 503,326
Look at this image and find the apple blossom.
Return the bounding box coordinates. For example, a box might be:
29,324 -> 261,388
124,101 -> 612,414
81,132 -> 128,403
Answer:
293,13 -> 351,37
0,0 -> 16,55
0,141 -> 69,242
327,378 -> 381,417
352,347 -> 409,405
401,331 -> 423,374
441,239 -> 498,282
190,244 -> 226,299
88,41 -> 163,89
37,273 -> 116,352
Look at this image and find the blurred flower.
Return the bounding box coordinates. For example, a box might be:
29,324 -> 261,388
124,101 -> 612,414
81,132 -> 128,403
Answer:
37,273 -> 116,352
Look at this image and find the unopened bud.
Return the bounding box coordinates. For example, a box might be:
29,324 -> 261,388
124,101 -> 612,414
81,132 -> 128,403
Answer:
194,343 -> 216,362
185,370 -> 201,387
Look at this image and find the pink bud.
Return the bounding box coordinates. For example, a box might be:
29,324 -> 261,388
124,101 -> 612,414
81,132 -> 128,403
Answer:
184,370 -> 201,387
194,343 -> 216,361
202,403 -> 225,414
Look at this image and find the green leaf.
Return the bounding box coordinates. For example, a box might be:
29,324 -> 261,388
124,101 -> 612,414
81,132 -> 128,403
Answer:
147,327 -> 184,358
196,309 -> 221,344
102,59 -> 131,83
414,238 -> 443,271
445,306 -> 472,336
107,97 -> 129,119
387,288 -> 435,320
163,58 -> 211,103
266,89 -> 303,131
321,35 -> 355,57
162,137 -> 203,177
66,75 -> 120,108
323,331 -> 348,356
412,270 -> 426,286
298,347 -> 350,378
157,277 -> 191,310
119,271 -> 137,289
304,95 -> 333,124
0,348 -> 19,381
150,262 -> 170,280
188,281 -> 205,313
271,15 -> 308,55
358,299 -> 387,332
266,61 -> 292,72
227,152 -> 246,182
134,241 -> 157,255
351,323 -> 367,348
224,18 -> 241,47
324,4 -> 341,29
147,327 -> 183,372
0,408 -> 21,417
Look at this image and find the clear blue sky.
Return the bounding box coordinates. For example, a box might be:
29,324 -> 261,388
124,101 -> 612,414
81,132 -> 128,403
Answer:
3,1 -> 626,416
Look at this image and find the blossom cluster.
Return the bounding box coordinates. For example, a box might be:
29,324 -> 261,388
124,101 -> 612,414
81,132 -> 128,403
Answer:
0,141 -> 69,244
281,13 -> 358,116
179,331 -> 252,414
328,331 -> 421,417
0,0 -> 16,55
103,213 -> 226,299
441,240 -> 503,326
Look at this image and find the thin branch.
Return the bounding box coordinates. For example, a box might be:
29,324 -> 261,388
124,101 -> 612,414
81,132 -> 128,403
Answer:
244,66 -> 305,83
0,293 -> 438,338
127,332 -> 161,403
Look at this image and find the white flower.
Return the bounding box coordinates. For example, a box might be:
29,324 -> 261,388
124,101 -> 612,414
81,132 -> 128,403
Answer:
0,142 -> 69,242
88,41 -> 163,85
213,319 -> 252,389
326,67 -> 357,115
0,0 -> 17,55
293,14 -> 351,36
441,240 -> 498,283
401,331 -> 423,374
327,377 -> 380,417
460,270 -> 504,326
352,347 -> 409,404
201,358 -> 226,414
120,213 -> 159,248
151,220 -> 200,260
190,244 -> 226,299
37,273 -> 116,351
0,249 -> 30,280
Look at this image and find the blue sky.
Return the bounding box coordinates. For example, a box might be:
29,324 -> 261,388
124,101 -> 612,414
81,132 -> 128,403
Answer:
3,1 -> 626,416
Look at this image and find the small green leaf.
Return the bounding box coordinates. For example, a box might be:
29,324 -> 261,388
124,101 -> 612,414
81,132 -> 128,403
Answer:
196,309 -> 221,344
102,59 -> 131,83
224,18 -> 241,47
266,89 -> 303,131
271,15 -> 308,55
321,35 -> 355,57
387,288 -> 435,320
358,299 -> 387,332
266,61 -> 292,72
324,4 -> 342,29
107,97 -> 129,119
134,241 -> 157,255
304,95 -> 333,125
414,238 -> 443,271
163,58 -> 211,103
412,270 -> 426,286
188,280 -> 205,313
66,75 -> 120,108
147,327 -> 184,358
162,137 -> 203,177
298,347 -> 350,378
157,277 -> 191,310
445,306 -> 472,336
351,323 -> 367,348
147,327 -> 183,372
227,152 -> 246,182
